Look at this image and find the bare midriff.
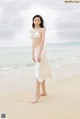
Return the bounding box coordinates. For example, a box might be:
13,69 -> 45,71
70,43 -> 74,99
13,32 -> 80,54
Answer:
33,38 -> 41,48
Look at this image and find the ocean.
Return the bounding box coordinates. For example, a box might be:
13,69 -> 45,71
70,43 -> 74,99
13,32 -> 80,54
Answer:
0,42 -> 80,83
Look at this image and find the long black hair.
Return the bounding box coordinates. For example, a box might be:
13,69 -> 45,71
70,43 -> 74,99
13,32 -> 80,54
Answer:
32,14 -> 45,28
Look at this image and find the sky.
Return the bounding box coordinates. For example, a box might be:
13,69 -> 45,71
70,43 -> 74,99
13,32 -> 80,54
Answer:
0,0 -> 80,47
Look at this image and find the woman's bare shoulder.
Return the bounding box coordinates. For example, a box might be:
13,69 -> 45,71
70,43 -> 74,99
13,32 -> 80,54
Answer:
40,28 -> 46,32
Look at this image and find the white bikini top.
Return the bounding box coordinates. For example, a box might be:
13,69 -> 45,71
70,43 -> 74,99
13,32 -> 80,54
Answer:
30,30 -> 41,40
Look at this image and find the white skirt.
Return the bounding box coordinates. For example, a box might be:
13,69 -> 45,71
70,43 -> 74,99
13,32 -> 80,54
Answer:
34,45 -> 53,83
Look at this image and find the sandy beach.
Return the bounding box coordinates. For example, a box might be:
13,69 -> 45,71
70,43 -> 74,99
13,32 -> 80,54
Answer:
0,72 -> 80,119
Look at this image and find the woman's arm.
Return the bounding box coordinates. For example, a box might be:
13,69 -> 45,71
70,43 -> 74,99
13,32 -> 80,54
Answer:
38,28 -> 46,57
30,30 -> 34,57
32,39 -> 36,62
32,40 -> 34,57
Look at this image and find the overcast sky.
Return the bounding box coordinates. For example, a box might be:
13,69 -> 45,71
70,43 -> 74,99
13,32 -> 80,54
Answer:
0,0 -> 80,47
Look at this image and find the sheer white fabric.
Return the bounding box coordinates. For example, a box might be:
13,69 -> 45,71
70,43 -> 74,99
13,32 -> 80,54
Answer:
34,45 -> 53,83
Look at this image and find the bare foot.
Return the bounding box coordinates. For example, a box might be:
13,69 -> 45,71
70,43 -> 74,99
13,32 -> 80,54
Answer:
40,93 -> 47,96
31,95 -> 40,104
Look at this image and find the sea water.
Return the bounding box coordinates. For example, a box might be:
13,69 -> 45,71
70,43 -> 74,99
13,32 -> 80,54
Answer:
0,42 -> 80,83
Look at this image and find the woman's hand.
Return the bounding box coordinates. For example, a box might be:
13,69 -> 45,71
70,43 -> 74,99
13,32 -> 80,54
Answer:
32,56 -> 36,62
37,55 -> 41,62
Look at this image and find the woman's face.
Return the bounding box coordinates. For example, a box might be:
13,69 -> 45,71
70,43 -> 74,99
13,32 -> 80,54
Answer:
33,17 -> 41,27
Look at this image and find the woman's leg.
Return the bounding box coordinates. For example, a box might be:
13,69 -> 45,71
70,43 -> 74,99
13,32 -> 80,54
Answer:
41,80 -> 47,96
35,79 -> 40,96
31,79 -> 40,104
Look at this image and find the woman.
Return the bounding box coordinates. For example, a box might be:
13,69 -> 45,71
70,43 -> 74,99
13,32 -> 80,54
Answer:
30,14 -> 52,104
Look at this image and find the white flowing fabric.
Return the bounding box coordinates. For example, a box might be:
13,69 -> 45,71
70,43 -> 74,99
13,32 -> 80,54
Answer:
34,45 -> 53,83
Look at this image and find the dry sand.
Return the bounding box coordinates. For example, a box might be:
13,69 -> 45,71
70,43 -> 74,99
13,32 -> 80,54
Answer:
0,73 -> 80,119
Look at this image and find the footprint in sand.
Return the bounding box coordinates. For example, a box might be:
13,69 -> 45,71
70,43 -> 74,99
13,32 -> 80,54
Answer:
17,96 -> 32,103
